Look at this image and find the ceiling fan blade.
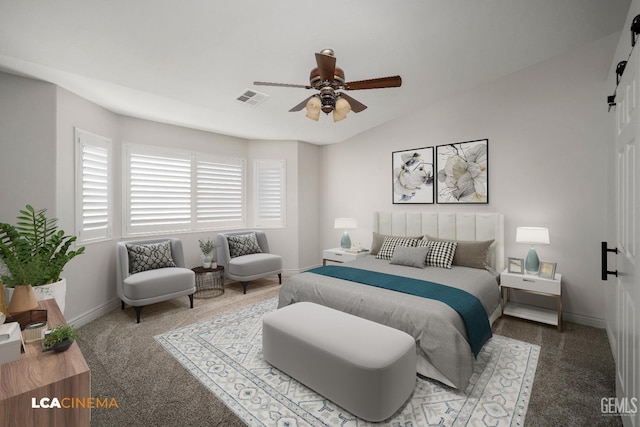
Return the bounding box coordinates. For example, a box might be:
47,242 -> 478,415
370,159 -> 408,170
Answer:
338,93 -> 367,113
289,95 -> 315,112
344,75 -> 402,90
254,81 -> 311,89
315,52 -> 337,82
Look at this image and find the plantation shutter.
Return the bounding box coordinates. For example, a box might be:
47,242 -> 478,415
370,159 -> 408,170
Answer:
125,146 -> 192,234
75,128 -> 112,243
254,159 -> 286,228
195,156 -> 245,229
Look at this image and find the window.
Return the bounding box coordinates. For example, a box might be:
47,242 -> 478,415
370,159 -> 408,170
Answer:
196,156 -> 245,229
125,145 -> 191,235
124,144 -> 245,235
254,159 -> 286,228
75,128 -> 113,243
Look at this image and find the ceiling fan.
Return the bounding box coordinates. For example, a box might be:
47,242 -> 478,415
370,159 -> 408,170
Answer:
254,49 -> 402,122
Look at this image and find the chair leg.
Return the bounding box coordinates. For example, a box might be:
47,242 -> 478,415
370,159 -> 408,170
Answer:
134,306 -> 143,324
188,293 -> 194,308
278,273 -> 282,284
241,282 -> 248,294
121,300 -> 125,310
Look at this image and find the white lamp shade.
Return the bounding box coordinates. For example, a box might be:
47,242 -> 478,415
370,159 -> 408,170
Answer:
334,218 -> 357,229
516,227 -> 550,245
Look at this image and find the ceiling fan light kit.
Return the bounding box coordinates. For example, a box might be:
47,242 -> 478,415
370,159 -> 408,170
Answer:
254,49 -> 401,122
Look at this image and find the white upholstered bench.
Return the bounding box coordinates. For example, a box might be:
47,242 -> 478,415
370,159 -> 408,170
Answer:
262,302 -> 416,422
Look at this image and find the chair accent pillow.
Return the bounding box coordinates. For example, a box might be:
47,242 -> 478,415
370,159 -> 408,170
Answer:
390,246 -> 430,268
126,241 -> 176,274
228,233 -> 263,258
417,240 -> 458,269
375,237 -> 419,260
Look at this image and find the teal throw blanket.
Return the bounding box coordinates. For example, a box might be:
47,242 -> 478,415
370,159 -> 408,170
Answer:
307,265 -> 491,357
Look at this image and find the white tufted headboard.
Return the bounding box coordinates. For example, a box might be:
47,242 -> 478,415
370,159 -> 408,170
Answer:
373,211 -> 505,272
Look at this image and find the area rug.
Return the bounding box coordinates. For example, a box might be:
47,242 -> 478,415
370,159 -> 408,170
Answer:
155,298 -> 540,426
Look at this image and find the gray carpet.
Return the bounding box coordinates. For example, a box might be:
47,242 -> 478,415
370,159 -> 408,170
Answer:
78,278 -> 621,426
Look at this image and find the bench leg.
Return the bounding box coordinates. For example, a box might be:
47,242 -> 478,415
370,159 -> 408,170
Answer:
241,282 -> 248,294
188,293 -> 194,308
121,300 -> 125,310
134,306 -> 143,324
278,273 -> 282,284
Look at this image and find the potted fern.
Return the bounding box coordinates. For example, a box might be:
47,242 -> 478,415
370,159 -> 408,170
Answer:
0,205 -> 85,314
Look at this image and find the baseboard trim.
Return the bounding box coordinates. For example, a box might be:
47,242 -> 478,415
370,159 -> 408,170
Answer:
67,298 -> 121,328
563,311 -> 606,329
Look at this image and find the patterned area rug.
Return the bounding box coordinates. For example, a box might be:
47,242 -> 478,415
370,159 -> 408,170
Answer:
155,298 -> 539,426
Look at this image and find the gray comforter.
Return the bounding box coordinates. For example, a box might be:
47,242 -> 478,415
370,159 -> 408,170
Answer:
277,255 -> 500,390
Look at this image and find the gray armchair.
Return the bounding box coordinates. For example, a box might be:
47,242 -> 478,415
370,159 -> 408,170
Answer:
116,238 -> 195,323
216,231 -> 282,294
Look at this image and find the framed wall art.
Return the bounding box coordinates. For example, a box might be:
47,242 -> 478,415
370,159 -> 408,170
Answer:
435,139 -> 488,204
392,146 -> 434,204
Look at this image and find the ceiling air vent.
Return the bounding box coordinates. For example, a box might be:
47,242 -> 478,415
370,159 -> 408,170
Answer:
236,89 -> 269,107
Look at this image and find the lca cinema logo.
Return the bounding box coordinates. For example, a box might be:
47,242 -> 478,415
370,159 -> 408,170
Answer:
601,397 -> 638,416
32,397 -> 119,409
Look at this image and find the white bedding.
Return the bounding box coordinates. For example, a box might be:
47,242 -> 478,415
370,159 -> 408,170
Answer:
277,255 -> 500,390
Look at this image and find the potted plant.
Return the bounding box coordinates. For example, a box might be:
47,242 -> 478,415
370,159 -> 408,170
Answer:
199,238 -> 218,269
43,324 -> 80,353
0,205 -> 85,314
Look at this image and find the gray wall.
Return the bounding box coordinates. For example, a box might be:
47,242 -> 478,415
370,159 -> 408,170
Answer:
319,33 -> 617,327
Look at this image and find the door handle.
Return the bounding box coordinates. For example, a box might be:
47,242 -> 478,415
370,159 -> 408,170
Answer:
601,241 -> 618,280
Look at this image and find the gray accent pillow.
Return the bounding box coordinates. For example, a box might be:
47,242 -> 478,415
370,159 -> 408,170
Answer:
370,232 -> 423,255
390,246 -> 430,268
426,236 -> 494,270
126,241 -> 176,274
375,237 -> 420,260
228,233 -> 263,258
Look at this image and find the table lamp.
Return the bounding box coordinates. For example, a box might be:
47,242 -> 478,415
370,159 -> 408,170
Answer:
334,218 -> 357,249
516,226 -> 550,274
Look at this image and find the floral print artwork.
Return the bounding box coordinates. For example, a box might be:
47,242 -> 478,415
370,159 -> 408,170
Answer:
436,139 -> 488,203
392,147 -> 434,203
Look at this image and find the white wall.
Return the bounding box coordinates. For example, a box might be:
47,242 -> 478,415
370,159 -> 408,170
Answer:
0,28 -> 620,326
320,33 -> 618,326
0,73 -> 57,219
1,73 -> 319,324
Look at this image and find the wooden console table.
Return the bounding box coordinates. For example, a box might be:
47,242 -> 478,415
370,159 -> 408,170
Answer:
0,298 -> 91,426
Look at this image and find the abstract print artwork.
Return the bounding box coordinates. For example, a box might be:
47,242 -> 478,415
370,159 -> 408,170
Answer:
436,139 -> 488,204
392,146 -> 434,204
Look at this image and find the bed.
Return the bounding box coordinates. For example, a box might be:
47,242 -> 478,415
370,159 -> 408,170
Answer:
277,211 -> 504,390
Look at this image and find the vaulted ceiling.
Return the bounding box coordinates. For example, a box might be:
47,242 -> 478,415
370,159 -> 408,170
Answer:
0,0 -> 630,144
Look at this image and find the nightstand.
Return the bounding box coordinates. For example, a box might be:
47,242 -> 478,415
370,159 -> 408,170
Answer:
500,268 -> 563,331
322,248 -> 369,266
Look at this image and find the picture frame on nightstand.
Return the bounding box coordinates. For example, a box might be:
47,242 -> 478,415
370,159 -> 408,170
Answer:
538,261 -> 557,280
507,257 -> 524,274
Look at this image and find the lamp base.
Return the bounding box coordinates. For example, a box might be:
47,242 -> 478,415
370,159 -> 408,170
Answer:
525,247 -> 540,275
340,232 -> 351,250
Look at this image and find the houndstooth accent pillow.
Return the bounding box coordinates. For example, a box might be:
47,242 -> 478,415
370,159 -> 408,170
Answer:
375,237 -> 420,260
126,241 -> 176,274
417,239 -> 458,268
228,233 -> 263,258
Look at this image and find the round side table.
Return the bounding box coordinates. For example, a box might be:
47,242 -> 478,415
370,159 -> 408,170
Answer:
191,266 -> 225,298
